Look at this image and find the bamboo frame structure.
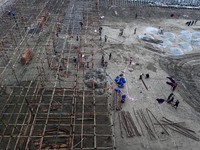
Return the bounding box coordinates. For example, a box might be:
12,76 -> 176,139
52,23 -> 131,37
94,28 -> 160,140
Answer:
0,0 -> 115,149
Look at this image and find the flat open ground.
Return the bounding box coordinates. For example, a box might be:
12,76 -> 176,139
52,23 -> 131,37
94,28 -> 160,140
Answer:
101,3 -> 200,150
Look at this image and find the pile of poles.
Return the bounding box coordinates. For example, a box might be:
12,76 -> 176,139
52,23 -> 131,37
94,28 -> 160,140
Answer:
112,90 -> 122,111
117,108 -> 199,142
119,110 -> 141,138
161,117 -> 199,141
135,108 -> 170,140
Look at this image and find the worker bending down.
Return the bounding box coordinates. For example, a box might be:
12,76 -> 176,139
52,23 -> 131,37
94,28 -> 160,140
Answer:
167,93 -> 174,104
121,94 -> 126,103
166,77 -> 177,91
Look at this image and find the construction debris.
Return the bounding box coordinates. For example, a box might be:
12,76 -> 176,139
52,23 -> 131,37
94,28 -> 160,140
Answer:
37,12 -> 49,29
21,48 -> 34,65
84,69 -> 107,94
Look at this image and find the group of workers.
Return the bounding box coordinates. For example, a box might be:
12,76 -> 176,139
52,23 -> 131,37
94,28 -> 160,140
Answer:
114,87 -> 127,104
156,76 -> 179,109
8,10 -> 15,19
112,64 -> 179,110
185,20 -> 198,26
114,73 -> 127,104
101,55 -> 108,68
119,28 -> 137,36
81,21 -> 181,111
166,93 -> 179,109
166,77 -> 179,109
99,27 -> 108,43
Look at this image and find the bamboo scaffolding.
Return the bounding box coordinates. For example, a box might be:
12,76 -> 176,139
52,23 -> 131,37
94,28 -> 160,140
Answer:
0,0 -> 115,149
0,0 -> 53,81
6,80 -> 33,150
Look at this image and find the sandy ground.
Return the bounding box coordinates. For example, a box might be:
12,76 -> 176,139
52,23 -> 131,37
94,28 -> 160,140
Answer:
1,1 -> 200,149
100,5 -> 200,150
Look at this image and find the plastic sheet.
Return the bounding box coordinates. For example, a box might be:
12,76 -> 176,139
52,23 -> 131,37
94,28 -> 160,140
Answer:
164,32 -> 176,42
170,47 -> 183,55
144,27 -> 159,34
160,39 -> 172,48
178,30 -> 192,42
179,43 -> 193,52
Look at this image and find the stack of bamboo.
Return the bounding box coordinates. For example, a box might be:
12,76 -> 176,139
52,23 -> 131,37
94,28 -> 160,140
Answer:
120,110 -> 141,137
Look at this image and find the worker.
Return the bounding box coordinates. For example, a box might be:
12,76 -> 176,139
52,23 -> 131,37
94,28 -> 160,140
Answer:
145,74 -> 149,79
167,93 -> 174,101
119,73 -> 123,77
24,26 -> 28,31
172,83 -> 177,91
104,35 -> 107,42
191,20 -> 194,26
99,27 -> 102,35
167,95 -> 174,104
195,19 -> 198,25
59,66 -> 63,71
173,100 -> 179,109
101,55 -> 104,67
188,21 -> 191,26
119,77 -> 126,84
139,73 -> 143,80
57,22 -> 61,32
115,76 -> 120,83
160,28 -> 164,34
109,53 -> 112,60
56,32 -> 58,37
129,57 -> 133,65
12,11 -> 15,19
121,94 -> 126,103
101,55 -> 104,61
8,11 -> 11,16
54,49 -> 58,55
95,2 -> 98,8
76,34 -> 79,41
156,98 -> 165,104
118,80 -> 125,88
73,56 -> 77,64
134,28 -> 137,34
119,29 -> 124,36
79,21 -> 83,28
87,62 -> 89,68
166,77 -> 177,91
104,61 -> 108,68
135,13 -> 138,19
114,88 -> 121,93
